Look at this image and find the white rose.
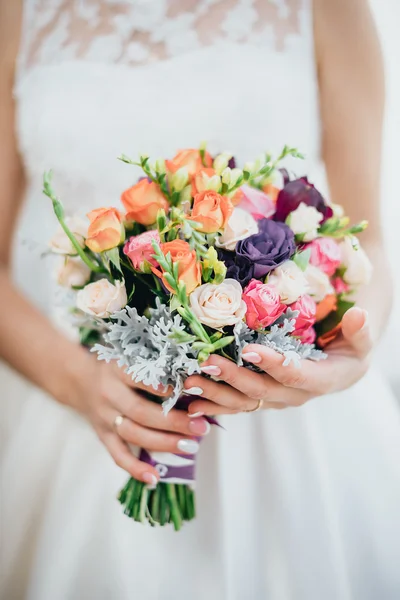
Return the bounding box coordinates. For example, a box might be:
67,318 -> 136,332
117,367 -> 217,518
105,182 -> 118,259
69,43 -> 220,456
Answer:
57,257 -> 91,288
340,236 -> 373,286
49,216 -> 88,255
216,207 -> 259,251
304,264 -> 334,302
287,202 -> 323,242
190,279 -> 247,328
76,279 -> 127,318
268,260 -> 309,304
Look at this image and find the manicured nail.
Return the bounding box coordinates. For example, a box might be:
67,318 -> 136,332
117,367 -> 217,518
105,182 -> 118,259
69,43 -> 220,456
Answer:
243,352 -> 262,364
143,472 -> 158,486
185,387 -> 203,396
201,365 -> 221,376
361,309 -> 369,330
188,411 -> 205,418
177,439 -> 200,454
189,418 -> 210,436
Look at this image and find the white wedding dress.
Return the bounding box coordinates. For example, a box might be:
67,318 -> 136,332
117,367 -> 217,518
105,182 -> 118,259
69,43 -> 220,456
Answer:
2,1 -> 400,599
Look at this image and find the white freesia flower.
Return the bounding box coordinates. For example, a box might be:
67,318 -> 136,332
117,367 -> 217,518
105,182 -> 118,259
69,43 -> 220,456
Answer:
77,279 -> 127,318
287,202 -> 323,242
340,236 -> 373,286
57,257 -> 91,288
49,216 -> 88,255
190,279 -> 247,328
268,260 -> 309,304
304,264 -> 334,302
215,207 -> 258,251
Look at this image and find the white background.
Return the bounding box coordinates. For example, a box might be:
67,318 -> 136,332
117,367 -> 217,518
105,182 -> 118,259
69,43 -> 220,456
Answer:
370,2 -> 400,397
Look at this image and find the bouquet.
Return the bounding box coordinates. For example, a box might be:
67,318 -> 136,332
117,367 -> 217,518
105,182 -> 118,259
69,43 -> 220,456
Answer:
44,145 -> 371,530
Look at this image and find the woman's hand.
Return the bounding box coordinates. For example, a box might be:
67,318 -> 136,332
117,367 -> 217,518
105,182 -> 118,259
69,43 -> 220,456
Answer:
74,359 -> 210,485
184,307 -> 372,416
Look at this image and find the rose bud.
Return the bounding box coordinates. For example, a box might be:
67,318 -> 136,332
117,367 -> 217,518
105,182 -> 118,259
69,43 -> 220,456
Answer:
152,239 -> 201,294
166,148 -> 212,178
274,177 -> 333,223
85,207 -> 125,253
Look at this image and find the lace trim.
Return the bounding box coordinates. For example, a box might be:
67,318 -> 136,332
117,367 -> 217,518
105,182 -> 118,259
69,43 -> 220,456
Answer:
20,0 -> 305,72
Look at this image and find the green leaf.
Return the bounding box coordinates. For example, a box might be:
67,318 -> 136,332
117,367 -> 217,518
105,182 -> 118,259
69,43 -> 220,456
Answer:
293,248 -> 311,272
106,247 -> 122,273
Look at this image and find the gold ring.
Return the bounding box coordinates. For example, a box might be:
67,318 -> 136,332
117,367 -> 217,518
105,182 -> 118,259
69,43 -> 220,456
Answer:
244,399 -> 263,413
113,415 -> 124,429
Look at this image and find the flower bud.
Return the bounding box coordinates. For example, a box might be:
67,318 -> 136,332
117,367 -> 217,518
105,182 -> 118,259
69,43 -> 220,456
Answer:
170,167 -> 189,192
243,161 -> 255,175
213,153 -> 232,175
180,184 -> 193,204
155,158 -> 166,174
229,168 -> 243,187
204,174 -> 222,192
253,153 -> 266,172
221,167 -> 232,186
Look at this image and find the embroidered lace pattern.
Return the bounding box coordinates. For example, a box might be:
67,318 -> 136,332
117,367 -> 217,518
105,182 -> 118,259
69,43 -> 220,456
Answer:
20,0 -> 305,72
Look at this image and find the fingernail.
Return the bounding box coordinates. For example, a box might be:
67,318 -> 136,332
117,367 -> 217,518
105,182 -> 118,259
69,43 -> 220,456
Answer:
143,472 -> 158,486
189,418 -> 210,436
177,439 -> 200,454
201,365 -> 221,376
185,387 -> 203,396
188,411 -> 205,418
243,352 -> 262,364
361,309 -> 369,330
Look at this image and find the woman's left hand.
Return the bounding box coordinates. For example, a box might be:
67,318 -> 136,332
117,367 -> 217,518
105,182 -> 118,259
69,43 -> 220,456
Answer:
184,307 -> 373,416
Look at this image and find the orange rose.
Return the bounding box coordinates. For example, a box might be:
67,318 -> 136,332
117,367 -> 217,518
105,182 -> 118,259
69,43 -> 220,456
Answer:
262,183 -> 280,204
190,190 -> 233,234
85,207 -> 125,253
152,239 -> 201,294
121,180 -> 169,226
317,323 -> 342,348
191,168 -> 218,196
166,149 -> 213,178
315,294 -> 338,322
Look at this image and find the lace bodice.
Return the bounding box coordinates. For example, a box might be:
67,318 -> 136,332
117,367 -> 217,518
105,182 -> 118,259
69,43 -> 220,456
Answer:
19,0 -> 304,75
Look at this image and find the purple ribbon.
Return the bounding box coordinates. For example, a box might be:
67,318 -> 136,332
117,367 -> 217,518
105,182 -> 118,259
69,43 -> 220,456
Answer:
139,396 -> 219,484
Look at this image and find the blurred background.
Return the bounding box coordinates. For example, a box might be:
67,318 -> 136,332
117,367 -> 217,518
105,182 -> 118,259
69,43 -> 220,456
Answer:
371,1 -> 400,398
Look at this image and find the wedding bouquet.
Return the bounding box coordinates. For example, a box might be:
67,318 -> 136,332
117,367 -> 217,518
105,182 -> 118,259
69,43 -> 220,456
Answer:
44,145 -> 371,530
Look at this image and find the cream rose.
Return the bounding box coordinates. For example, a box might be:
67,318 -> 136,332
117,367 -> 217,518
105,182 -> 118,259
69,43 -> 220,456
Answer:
49,216 -> 88,255
286,202 -> 323,242
57,257 -> 91,288
268,260 -> 309,304
340,236 -> 373,286
304,264 -> 334,302
76,279 -> 127,318
216,207 -> 259,251
190,279 -> 247,328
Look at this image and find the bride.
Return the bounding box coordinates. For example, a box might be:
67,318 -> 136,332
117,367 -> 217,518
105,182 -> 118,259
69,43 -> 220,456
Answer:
1,1 -> 400,599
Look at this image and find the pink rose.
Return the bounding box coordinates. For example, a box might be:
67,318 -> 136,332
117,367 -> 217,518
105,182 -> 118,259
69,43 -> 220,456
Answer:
308,237 -> 341,276
332,276 -> 350,295
243,280 -> 286,330
298,326 -> 316,344
238,185 -> 276,221
289,294 -> 317,335
123,230 -> 160,271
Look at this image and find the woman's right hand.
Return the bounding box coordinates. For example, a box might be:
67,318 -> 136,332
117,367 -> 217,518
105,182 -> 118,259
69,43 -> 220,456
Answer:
73,358 -> 210,485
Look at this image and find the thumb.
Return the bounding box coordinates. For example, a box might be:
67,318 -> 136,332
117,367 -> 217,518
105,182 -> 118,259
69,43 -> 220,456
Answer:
341,307 -> 372,358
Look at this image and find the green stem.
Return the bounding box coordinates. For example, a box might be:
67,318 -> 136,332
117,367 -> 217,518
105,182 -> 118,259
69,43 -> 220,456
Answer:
165,483 -> 183,531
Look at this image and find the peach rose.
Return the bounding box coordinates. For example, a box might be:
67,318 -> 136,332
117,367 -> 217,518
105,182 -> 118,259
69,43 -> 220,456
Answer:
121,179 -> 169,226
76,279 -> 127,318
166,149 -> 212,178
315,294 -> 338,321
191,168 -> 221,196
57,257 -> 91,288
190,190 -> 233,234
85,207 -> 125,253
152,239 -> 201,294
190,279 -> 247,329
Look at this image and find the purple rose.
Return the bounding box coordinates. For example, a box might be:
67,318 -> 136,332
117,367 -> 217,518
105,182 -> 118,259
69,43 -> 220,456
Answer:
217,250 -> 255,287
235,219 -> 296,279
274,177 -> 333,223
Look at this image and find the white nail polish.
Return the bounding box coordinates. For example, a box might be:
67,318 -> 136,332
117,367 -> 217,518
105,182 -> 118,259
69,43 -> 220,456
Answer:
201,365 -> 221,376
177,439 -> 200,454
185,387 -> 203,396
188,411 -> 205,418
